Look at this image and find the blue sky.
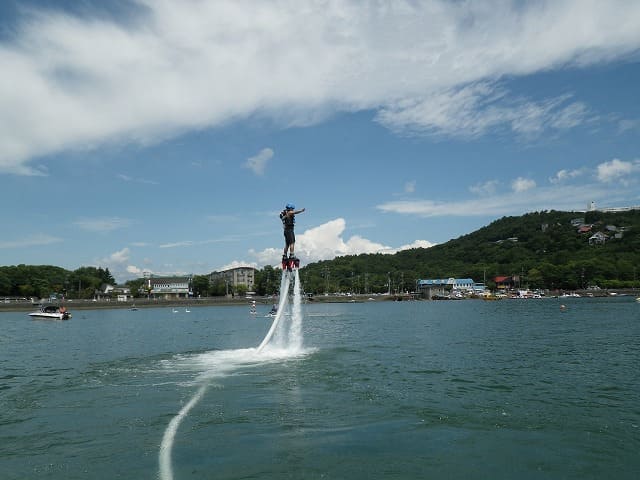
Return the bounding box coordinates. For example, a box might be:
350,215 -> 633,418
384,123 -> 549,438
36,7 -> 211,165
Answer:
1,0 -> 639,283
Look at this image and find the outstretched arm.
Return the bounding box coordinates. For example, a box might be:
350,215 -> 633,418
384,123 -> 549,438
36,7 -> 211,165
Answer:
294,208 -> 306,214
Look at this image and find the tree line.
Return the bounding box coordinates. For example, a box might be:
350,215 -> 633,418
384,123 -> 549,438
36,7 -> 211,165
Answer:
0,265 -> 115,299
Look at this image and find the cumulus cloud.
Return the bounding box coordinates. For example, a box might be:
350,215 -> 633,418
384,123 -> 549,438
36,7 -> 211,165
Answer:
218,259 -> 259,271
243,148 -> 274,176
511,177 -> 536,193
549,168 -> 586,184
596,158 -> 639,183
96,247 -> 135,282
2,1 -> 640,174
126,265 -> 143,275
108,256 -> 151,282
111,248 -> 131,264
469,179 -> 499,196
250,218 -> 434,266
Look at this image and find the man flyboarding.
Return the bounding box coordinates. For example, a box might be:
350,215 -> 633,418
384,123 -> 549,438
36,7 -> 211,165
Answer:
280,202 -> 305,271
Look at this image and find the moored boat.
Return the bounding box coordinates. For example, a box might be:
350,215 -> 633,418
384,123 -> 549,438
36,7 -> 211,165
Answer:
29,305 -> 71,320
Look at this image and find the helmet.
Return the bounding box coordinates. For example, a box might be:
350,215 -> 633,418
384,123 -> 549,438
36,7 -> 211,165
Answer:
285,203 -> 295,210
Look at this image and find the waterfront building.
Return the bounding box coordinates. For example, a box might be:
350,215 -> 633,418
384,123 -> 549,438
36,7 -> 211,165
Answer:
417,278 -> 483,299
209,266 -> 257,294
146,275 -> 192,299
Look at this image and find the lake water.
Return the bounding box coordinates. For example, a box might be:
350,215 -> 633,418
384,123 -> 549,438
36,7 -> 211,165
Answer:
1,297 -> 639,479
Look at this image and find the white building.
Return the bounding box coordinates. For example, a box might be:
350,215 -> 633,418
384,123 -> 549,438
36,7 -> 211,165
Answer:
147,276 -> 191,299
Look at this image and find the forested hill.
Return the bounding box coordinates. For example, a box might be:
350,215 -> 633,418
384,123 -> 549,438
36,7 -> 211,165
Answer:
300,209 -> 640,293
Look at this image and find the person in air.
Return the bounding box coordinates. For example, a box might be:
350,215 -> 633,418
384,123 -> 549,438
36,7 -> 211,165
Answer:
280,203 -> 305,262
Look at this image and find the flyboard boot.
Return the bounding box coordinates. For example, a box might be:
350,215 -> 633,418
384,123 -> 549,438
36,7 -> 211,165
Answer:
282,254 -> 289,271
288,253 -> 299,271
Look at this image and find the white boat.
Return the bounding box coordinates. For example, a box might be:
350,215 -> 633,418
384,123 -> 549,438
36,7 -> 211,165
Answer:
29,305 -> 71,320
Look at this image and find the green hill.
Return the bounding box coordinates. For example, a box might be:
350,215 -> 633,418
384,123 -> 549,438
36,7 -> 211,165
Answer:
299,209 -> 640,293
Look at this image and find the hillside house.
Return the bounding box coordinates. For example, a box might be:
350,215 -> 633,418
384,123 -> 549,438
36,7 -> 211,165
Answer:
95,284 -> 132,301
588,232 -> 608,245
494,275 -> 520,290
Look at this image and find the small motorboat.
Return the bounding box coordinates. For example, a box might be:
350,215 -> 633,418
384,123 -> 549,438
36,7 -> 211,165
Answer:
29,305 -> 71,320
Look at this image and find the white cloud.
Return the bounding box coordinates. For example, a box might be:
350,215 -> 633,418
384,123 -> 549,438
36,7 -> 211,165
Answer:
511,177 -> 536,193
377,182 -> 624,218
97,247 -> 133,282
549,168 -> 586,184
249,218 -> 434,266
218,260 -> 258,271
130,242 -> 150,247
618,118 -> 640,134
159,240 -> 194,248
117,173 -> 159,184
0,233 -> 62,249
469,179 -> 499,196
73,217 -> 132,232
375,85 -> 592,140
126,265 -> 143,275
243,148 -> 274,176
596,158 -> 639,183
404,180 -> 416,194
107,247 -> 130,264
2,1 -> 640,174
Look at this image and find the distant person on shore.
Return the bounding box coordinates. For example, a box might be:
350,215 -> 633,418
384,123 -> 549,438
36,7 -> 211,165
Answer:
280,203 -> 305,259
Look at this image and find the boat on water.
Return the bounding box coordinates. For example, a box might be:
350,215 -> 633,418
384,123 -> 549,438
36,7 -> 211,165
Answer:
29,305 -> 71,320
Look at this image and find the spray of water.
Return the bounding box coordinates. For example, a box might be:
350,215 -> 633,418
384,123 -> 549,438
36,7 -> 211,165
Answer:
257,272 -> 292,352
289,269 -> 303,351
159,270 -> 304,480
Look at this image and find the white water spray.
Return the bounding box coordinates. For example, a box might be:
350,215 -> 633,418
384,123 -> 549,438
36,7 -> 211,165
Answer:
159,269 -> 305,480
257,272 -> 292,351
289,269 -> 303,351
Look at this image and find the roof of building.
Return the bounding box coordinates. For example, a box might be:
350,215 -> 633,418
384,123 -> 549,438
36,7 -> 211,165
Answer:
149,276 -> 190,284
494,276 -> 512,283
418,278 -> 474,286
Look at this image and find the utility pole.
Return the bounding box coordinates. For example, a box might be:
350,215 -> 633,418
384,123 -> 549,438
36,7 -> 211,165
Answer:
324,267 -> 330,294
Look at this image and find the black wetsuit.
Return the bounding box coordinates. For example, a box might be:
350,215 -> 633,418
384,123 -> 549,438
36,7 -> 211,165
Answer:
280,210 -> 295,248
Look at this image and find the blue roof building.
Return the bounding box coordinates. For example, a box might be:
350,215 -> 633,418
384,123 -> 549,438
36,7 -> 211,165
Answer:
417,278 -> 486,299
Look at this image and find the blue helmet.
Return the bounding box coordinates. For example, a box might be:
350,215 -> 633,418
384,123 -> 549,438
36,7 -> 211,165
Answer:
286,203 -> 295,210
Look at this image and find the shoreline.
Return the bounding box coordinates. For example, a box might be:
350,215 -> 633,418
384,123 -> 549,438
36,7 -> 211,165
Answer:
1,288 -> 638,313
0,295 -> 380,313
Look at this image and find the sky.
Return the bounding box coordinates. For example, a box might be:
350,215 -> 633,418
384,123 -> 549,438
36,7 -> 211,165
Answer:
1,0 -> 639,283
